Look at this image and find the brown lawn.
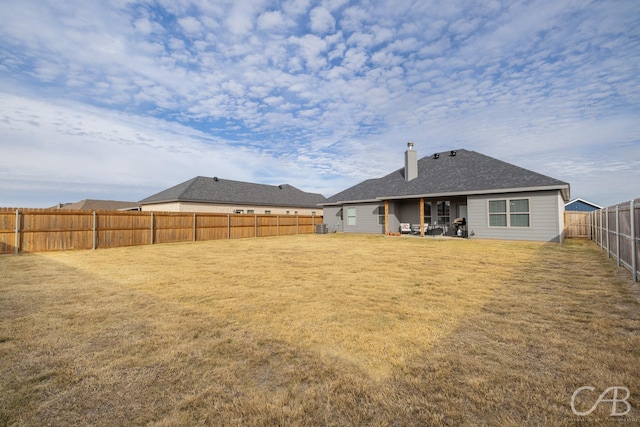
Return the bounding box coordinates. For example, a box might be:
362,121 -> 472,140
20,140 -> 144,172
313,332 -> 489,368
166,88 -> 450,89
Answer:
0,234 -> 639,426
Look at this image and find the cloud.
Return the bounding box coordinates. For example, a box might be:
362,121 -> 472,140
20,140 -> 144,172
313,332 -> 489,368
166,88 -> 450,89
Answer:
0,0 -> 638,207
257,10 -> 290,31
178,16 -> 203,35
309,6 -> 336,34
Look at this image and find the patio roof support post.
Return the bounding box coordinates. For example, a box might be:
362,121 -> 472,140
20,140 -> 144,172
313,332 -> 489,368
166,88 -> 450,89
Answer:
384,200 -> 389,235
419,198 -> 424,237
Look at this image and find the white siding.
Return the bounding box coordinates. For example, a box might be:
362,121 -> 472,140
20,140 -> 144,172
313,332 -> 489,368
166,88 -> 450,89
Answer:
467,190 -> 563,242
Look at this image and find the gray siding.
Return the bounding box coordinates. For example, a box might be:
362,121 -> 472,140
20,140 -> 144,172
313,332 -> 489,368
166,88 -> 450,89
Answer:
467,190 -> 563,242
323,206 -> 344,232
325,203 -> 392,234
339,202 -> 386,234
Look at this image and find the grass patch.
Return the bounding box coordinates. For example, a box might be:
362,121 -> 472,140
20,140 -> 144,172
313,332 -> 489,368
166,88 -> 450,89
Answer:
1,234 -> 639,425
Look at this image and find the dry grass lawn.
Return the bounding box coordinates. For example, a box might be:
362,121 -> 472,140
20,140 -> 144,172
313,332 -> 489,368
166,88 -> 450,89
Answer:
1,234 -> 639,426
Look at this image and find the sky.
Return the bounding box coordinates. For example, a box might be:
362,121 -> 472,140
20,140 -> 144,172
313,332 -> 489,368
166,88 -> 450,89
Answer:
0,0 -> 639,208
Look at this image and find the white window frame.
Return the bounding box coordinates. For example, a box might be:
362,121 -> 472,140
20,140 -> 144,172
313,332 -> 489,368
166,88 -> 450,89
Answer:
487,198 -> 531,228
377,205 -> 385,226
346,207 -> 357,226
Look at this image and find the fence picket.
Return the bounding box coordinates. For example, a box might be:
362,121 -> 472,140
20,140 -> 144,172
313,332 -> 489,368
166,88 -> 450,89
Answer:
589,198 -> 639,282
0,208 -> 323,254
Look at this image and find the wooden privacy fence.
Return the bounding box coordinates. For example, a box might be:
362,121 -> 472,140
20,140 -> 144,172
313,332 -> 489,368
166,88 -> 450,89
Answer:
564,211 -> 591,238
0,208 -> 324,254
590,198 -> 639,282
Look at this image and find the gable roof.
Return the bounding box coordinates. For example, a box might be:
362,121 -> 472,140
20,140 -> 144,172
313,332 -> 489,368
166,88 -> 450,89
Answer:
564,198 -> 602,210
324,149 -> 570,204
53,199 -> 140,211
139,176 -> 327,208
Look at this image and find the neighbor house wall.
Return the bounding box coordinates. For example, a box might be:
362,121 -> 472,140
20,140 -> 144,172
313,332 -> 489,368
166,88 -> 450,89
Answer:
141,202 -> 322,216
467,190 -> 564,242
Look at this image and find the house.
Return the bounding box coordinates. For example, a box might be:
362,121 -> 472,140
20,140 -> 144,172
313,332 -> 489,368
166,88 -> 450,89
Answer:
321,143 -> 570,242
564,198 -> 602,212
52,199 -> 140,211
139,176 -> 326,216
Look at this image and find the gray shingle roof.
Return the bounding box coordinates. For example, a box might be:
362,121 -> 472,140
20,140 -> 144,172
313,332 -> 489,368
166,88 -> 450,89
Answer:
324,149 -> 570,204
139,176 -> 327,208
53,199 -> 140,210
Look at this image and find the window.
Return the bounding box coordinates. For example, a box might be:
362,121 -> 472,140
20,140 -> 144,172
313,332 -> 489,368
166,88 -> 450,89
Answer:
234,209 -> 244,214
265,210 -> 271,215
377,206 -> 385,226
489,200 -> 507,226
437,201 -> 450,226
509,199 -> 530,227
489,199 -> 530,227
247,209 -> 255,214
423,201 -> 432,225
311,211 -> 316,216
347,207 -> 357,226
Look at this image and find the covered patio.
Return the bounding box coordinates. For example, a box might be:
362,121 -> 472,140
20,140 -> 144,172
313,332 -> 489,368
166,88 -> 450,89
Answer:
384,196 -> 469,237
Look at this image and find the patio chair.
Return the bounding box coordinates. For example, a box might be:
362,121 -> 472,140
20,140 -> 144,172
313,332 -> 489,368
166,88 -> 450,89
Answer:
400,223 -> 411,234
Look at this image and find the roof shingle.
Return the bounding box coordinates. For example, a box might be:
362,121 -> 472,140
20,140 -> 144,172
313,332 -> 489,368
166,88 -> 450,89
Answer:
139,176 -> 327,208
325,149 -> 569,203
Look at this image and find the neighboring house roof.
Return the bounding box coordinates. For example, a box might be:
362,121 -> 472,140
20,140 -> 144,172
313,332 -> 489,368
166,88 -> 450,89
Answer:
53,199 -> 140,211
139,176 -> 327,208
324,149 -> 570,204
564,198 -> 602,211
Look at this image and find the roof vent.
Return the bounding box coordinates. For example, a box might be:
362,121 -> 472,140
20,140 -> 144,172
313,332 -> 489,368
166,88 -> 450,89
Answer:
278,185 -> 283,189
433,153 -> 440,159
450,150 -> 457,156
213,177 -> 219,181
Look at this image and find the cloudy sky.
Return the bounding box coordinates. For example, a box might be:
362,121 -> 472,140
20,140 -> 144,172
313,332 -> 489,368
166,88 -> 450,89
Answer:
1,0 -> 638,208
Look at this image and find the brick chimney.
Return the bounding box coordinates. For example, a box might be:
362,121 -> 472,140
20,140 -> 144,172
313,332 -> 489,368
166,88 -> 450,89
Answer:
404,141 -> 418,181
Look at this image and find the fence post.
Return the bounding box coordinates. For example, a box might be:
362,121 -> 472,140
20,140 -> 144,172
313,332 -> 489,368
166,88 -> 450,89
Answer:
92,211 -> 97,250
227,214 -> 230,239
605,207 -> 610,256
599,209 -> 603,250
150,212 -> 154,245
277,216 -> 280,236
193,212 -> 197,242
254,214 -> 258,237
296,215 -> 299,234
615,205 -> 620,267
631,200 -> 637,282
14,209 -> 19,255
